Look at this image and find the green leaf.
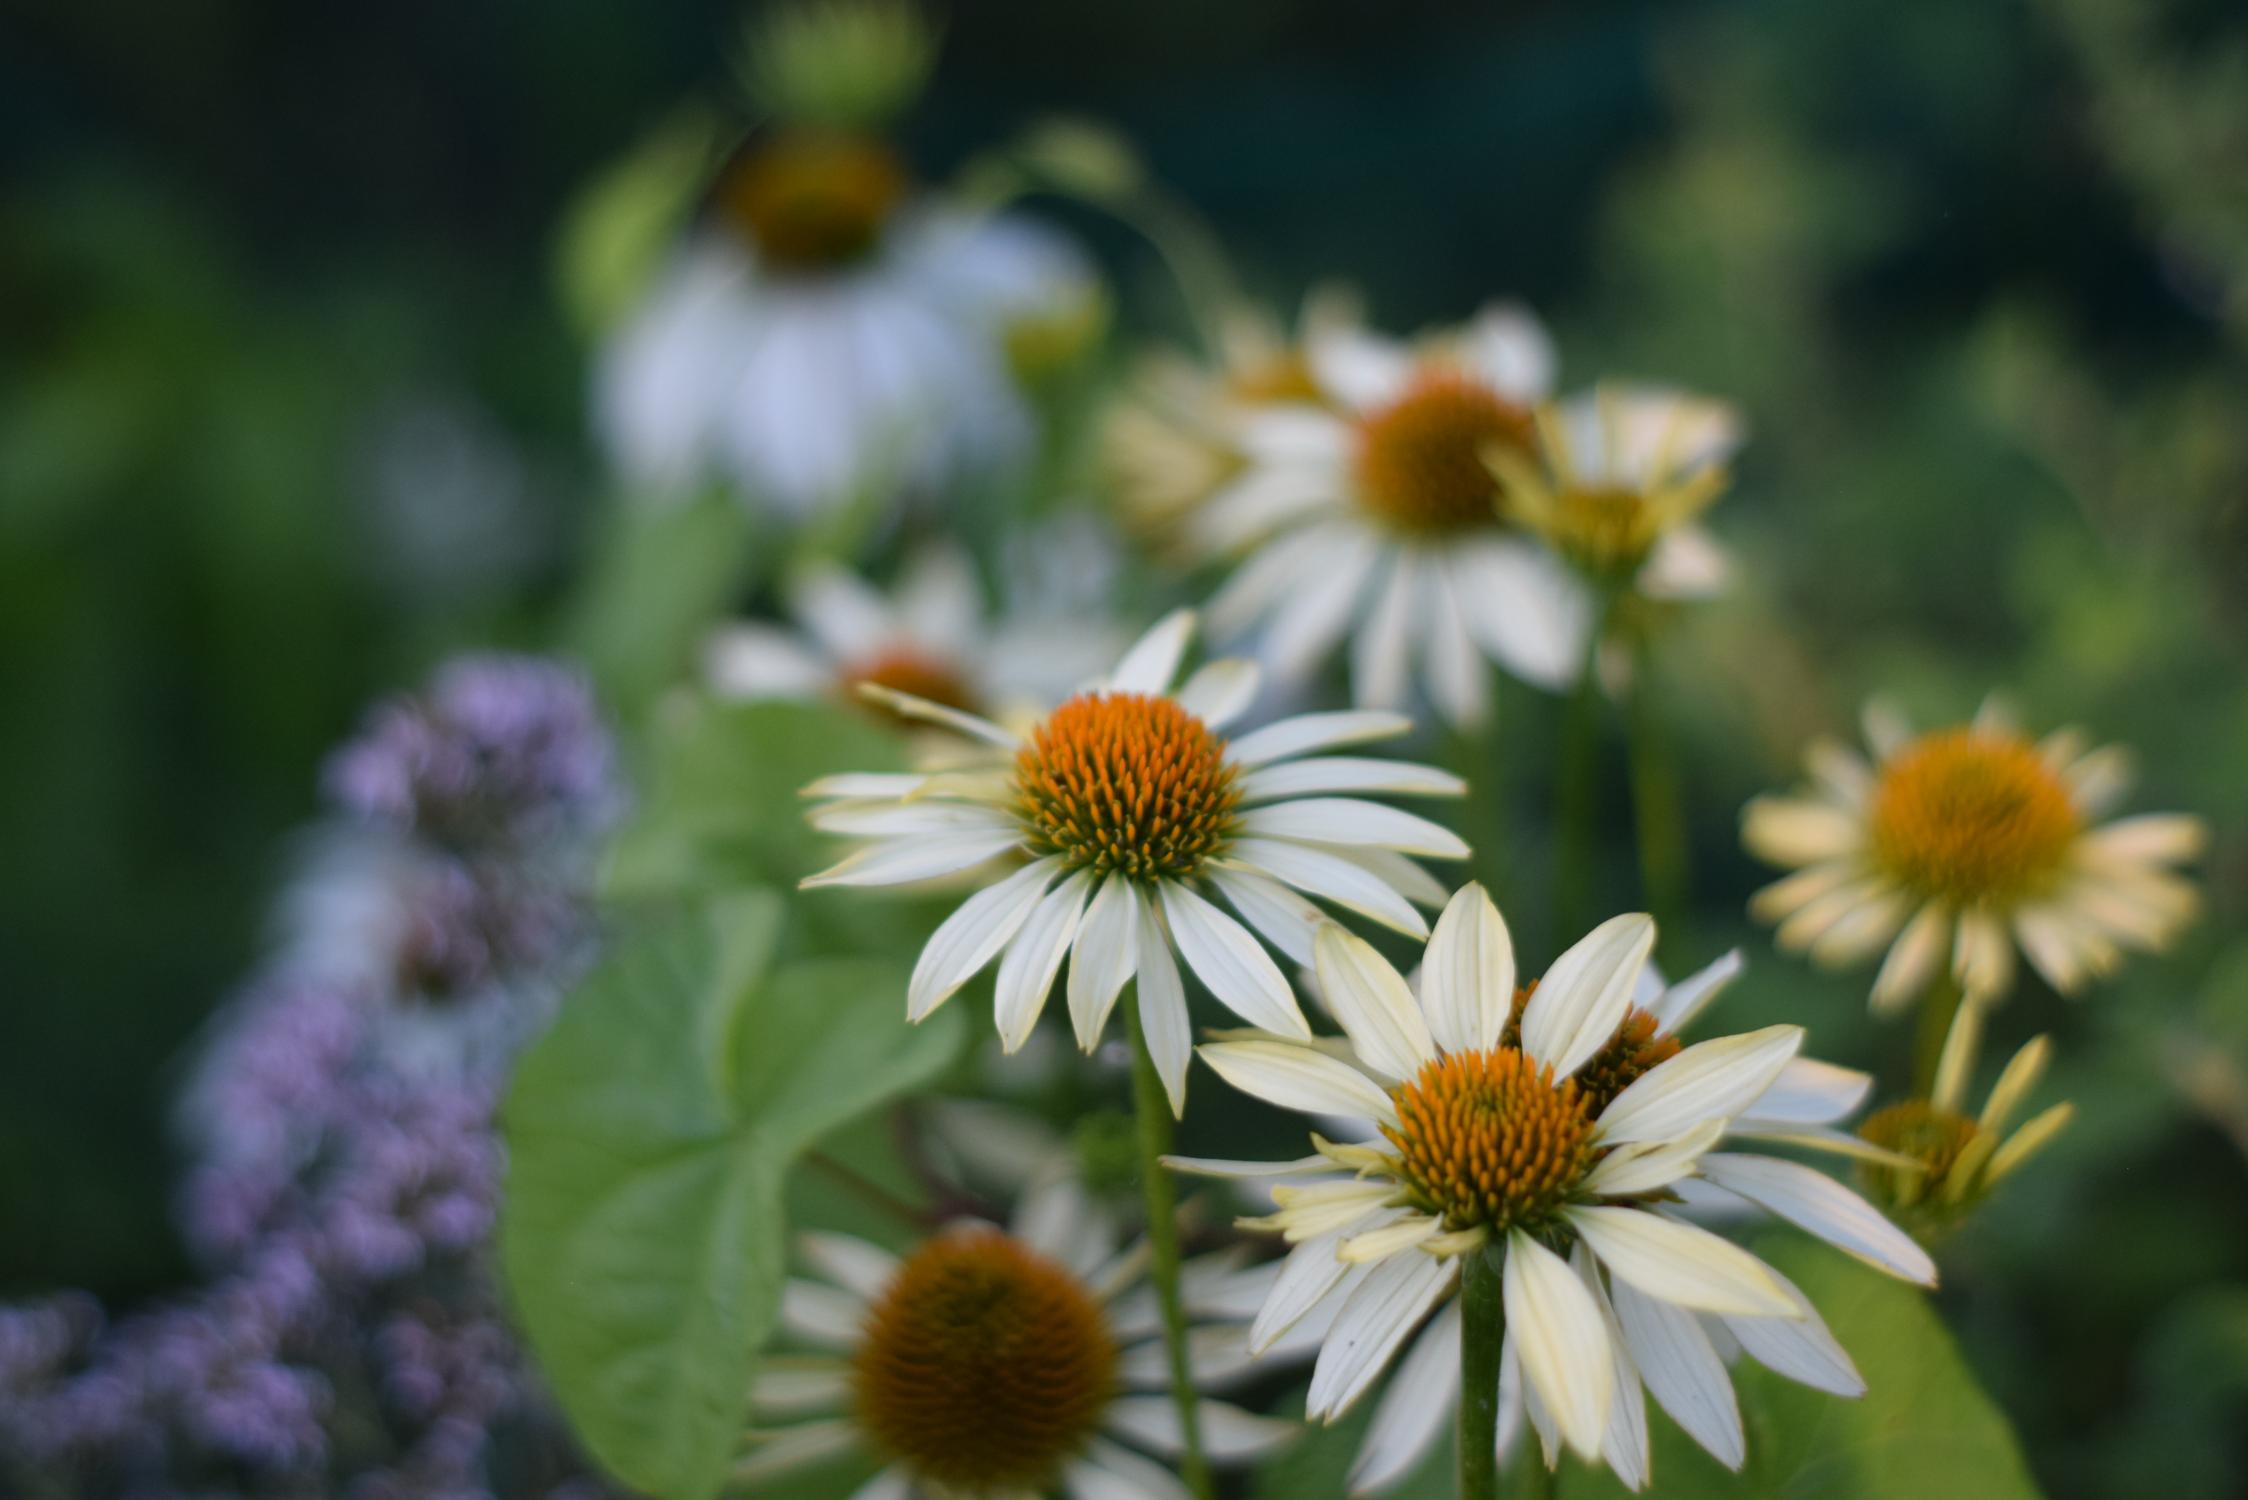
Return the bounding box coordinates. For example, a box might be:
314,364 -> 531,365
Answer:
500,891 -> 963,1500
563,489 -> 759,714
555,109 -> 723,338
1561,1237 -> 2044,1500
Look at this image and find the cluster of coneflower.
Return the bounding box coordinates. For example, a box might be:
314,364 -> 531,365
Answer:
581,5 -> 2208,1498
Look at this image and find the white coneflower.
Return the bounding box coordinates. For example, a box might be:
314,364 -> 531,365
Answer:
702,543 -> 1118,726
736,1174 -> 1297,1498
594,130 -> 1089,519
1191,305 -> 1592,726
1745,699 -> 2206,1008
800,611 -> 1467,1112
1172,886 -> 1934,1492
1855,1006 -> 2074,1233
1490,384 -> 1740,601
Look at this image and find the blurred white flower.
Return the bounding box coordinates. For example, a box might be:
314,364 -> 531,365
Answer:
1745,698 -> 2207,1009
1194,304 -> 1592,726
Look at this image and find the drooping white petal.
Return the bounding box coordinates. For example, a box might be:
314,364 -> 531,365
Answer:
1424,557 -> 1493,727
1104,1396 -> 1296,1461
1306,1250 -> 1455,1420
1720,1264 -> 1864,1397
1109,608 -> 1197,695
993,870 -> 1096,1051
847,1467 -> 910,1500
1578,1249 -> 1649,1492
1262,534 -> 1381,682
1160,1154 -> 1331,1180
779,1280 -> 866,1348
1210,867 -> 1323,965
1349,1301 -> 1461,1496
808,800 -> 1019,837
1135,903 -> 1193,1116
906,856 -> 1064,1020
704,624 -> 829,699
2078,813 -> 2207,867
1521,913 -> 1658,1078
1565,1207 -> 1796,1318
1583,1120 -> 1724,1197
1241,798 -> 1470,859
1067,875 -> 1143,1049
1609,1278 -> 1745,1470
1734,1057 -> 1872,1129
1740,797 -> 1861,865
1338,1214 -> 1447,1265
1697,1154 -> 1936,1286
1870,903 -> 1951,1015
853,683 -> 1021,747
1241,756 -> 1466,804
800,771 -> 931,800
1503,1233 -> 1612,1460
1313,923 -> 1438,1082
788,563 -> 894,659
1595,1026 -> 1806,1145
748,1358 -> 853,1416
1250,1234 -> 1377,1354
1418,883 -> 1516,1056
1162,882 -> 1310,1038
1065,1437 -> 1193,1500
1224,839 -> 1428,936
1199,1039 -> 1399,1128
1227,710 -> 1415,768
1352,551 -> 1418,713
731,1420 -> 861,1483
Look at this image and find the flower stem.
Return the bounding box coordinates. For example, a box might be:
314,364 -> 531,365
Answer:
1458,1246 -> 1506,1500
1555,593 -> 1615,949
1625,628 -> 1687,956
1126,995 -> 1212,1500
1912,970 -> 1965,1100
1447,713 -> 1510,911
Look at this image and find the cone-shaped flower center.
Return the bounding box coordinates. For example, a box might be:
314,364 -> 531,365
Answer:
1858,1099 -> 1978,1180
852,1230 -> 1118,1490
841,645 -> 980,724
1013,692 -> 1241,880
1546,485 -> 1659,578
1353,372 -> 1535,535
1384,1048 -> 1596,1234
1869,729 -> 2079,904
722,130 -> 908,272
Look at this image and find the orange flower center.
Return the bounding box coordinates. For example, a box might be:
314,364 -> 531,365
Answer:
720,130 -> 908,272
1868,729 -> 2080,904
1384,1048 -> 1595,1233
852,1230 -> 1117,1490
1353,372 -> 1536,536
1012,692 -> 1242,880
839,645 -> 980,727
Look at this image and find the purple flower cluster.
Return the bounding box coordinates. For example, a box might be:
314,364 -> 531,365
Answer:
0,654 -> 623,1499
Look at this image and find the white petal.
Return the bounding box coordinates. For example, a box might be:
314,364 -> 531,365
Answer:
1425,558 -> 1493,728
797,1232 -> 898,1301
1421,883 -> 1516,1055
1242,798 -> 1470,859
1135,905 -> 1193,1116
749,1359 -> 852,1416
1579,1250 -> 1649,1492
1262,535 -> 1381,681
1250,1233 -> 1375,1354
800,771 -> 931,800
993,870 -> 1095,1051
1227,710 -> 1415,768
779,1280 -> 865,1348
800,829 -> 1026,889
703,624 -> 828,699
906,857 -> 1064,1020
1565,1207 -> 1795,1318
1741,797 -> 1861,865
1313,923 -> 1438,1082
853,683 -> 1021,747
1583,1119 -> 1724,1196
1160,1153 -> 1330,1179
1643,949 -> 1744,1035
1504,1234 -> 1612,1459
1596,1026 -> 1805,1145
1449,539 -> 1589,691
847,1467 -> 911,1500
1240,757 -> 1466,804
1349,1302 -> 1462,1495
1721,1264 -> 1863,1397
808,800 -> 1019,837
1695,1154 -> 1936,1286
1173,658 -> 1261,727
1199,1040 -> 1399,1128
1066,1438 -> 1192,1500
1734,1057 -> 1872,1129
1338,1214 -> 1448,1265
1351,552 -> 1419,712
1952,909 -> 2016,1001
1224,838 -> 1428,936
1067,875 -> 1143,1049
1161,882 -> 1309,1038
2079,813 -> 2206,867
731,1420 -> 861,1483
1210,867 -> 1323,965
1870,903 -> 1950,1015
789,563 -> 893,658
1109,608 -> 1197,694
1104,1396 -> 1295,1461
1307,1251 -> 1455,1419
1521,914 -> 1658,1078
1609,1279 -> 1745,1470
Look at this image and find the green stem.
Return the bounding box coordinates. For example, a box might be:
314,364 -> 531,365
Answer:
1447,709 -> 1509,910
1624,626 -> 1688,954
1555,592 -> 1616,949
1126,995 -> 1212,1500
1458,1247 -> 1507,1500
1912,970 -> 1964,1100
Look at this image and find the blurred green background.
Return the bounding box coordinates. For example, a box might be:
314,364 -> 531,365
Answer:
4,1 -> 2244,1495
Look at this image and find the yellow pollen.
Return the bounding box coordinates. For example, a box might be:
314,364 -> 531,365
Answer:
1383,1048 -> 1595,1233
852,1230 -> 1117,1491
720,130 -> 907,272
1869,729 -> 2080,904
1353,372 -> 1535,535
839,645 -> 980,727
1012,692 -> 1242,880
